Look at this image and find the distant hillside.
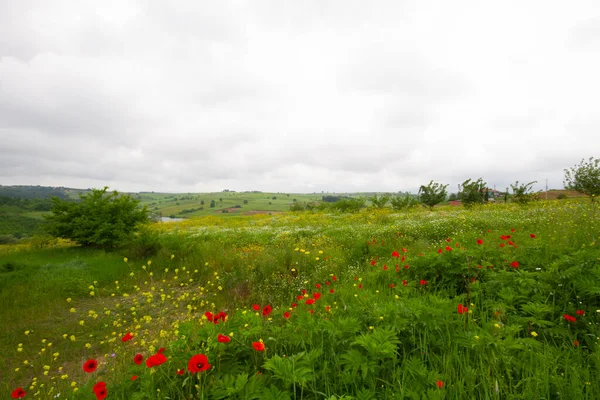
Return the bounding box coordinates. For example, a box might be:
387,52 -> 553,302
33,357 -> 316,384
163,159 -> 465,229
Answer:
0,185 -> 74,199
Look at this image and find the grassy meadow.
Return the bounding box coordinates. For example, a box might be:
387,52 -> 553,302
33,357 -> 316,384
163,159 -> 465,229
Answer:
1,199 -> 599,399
137,192 -> 325,218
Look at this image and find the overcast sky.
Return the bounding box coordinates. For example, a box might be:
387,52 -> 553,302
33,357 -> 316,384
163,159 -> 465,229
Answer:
1,1 -> 599,194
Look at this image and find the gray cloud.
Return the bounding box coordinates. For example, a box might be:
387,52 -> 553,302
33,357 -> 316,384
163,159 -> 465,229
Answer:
1,0 -> 600,194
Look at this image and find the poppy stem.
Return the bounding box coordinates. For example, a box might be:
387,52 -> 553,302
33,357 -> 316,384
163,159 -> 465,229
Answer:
465,256 -> 471,331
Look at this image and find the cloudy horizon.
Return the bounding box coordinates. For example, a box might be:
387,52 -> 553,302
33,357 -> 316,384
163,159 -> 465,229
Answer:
1,1 -> 599,194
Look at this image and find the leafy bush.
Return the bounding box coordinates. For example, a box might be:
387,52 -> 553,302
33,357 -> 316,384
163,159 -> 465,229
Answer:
43,187 -> 149,248
418,181 -> 448,209
369,194 -> 391,208
289,202 -> 307,211
459,178 -> 487,207
331,197 -> 366,213
128,226 -> 163,258
0,234 -> 17,245
564,157 -> 600,202
390,194 -> 420,210
510,181 -> 538,204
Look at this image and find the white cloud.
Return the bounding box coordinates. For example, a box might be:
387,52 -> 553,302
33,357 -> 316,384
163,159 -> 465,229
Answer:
1,0 -> 599,194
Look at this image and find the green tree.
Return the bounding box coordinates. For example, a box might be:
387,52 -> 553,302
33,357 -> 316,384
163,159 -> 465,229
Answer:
564,157 -> 600,202
43,187 -> 148,248
510,181 -> 538,204
369,193 -> 391,208
459,178 -> 487,208
418,181 -> 448,209
210,200 -> 216,208
390,193 -> 420,210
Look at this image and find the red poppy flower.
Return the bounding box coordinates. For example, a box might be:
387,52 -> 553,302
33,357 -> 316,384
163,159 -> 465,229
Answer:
476,239 -> 483,245
218,334 -> 231,343
401,255 -> 406,262
508,241 -> 514,246
301,289 -> 307,294
291,303 -> 297,308
402,248 -> 407,252
576,310 -> 585,316
326,305 -> 331,312
574,340 -> 579,347
404,264 -> 409,269
309,309 -> 315,314
93,382 -> 107,400
131,375 -> 138,381
262,305 -> 272,316
121,332 -> 134,342
305,298 -> 315,305
11,387 -> 26,399
370,260 -> 376,266
510,261 -> 519,268
332,275 -> 337,281
133,353 -> 144,365
402,280 -> 407,286
214,311 -> 227,323
329,289 -> 334,294
252,341 -> 265,351
530,233 -> 536,238
313,293 -> 321,300
500,243 -> 505,247
187,354 -> 211,373
297,295 -> 303,300
252,304 -> 260,311
176,369 -> 185,375
445,238 -> 451,243
445,246 -> 452,252
419,280 -> 428,285
563,314 -> 577,323
436,380 -> 445,389
94,384 -> 107,400
358,284 -> 363,289
315,283 -> 321,289
283,311 -> 291,319
93,382 -> 106,392
205,311 -> 214,322
146,353 -> 168,368
326,281 -> 331,285
391,251 -> 400,258
83,359 -> 98,373
157,347 -> 165,354
457,304 -> 464,315
383,265 -> 388,271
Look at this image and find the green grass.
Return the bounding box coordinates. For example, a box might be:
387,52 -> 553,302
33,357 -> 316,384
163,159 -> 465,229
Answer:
1,200 -> 599,399
139,192 -> 325,218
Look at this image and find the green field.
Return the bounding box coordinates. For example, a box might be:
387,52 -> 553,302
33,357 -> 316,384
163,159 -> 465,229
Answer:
137,191 -> 324,218
1,199 -> 599,399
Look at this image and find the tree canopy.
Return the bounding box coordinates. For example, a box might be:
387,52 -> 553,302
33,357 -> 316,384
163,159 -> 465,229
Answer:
44,187 -> 149,247
418,181 -> 448,209
564,157 -> 600,202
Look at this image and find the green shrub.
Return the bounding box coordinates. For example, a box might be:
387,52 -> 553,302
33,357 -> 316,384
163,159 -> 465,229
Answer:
44,187 -> 149,248
418,181 -> 448,209
564,157 -> 600,202
459,178 -> 487,207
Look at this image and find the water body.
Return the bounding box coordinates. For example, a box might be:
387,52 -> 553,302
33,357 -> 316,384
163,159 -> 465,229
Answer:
159,217 -> 184,222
